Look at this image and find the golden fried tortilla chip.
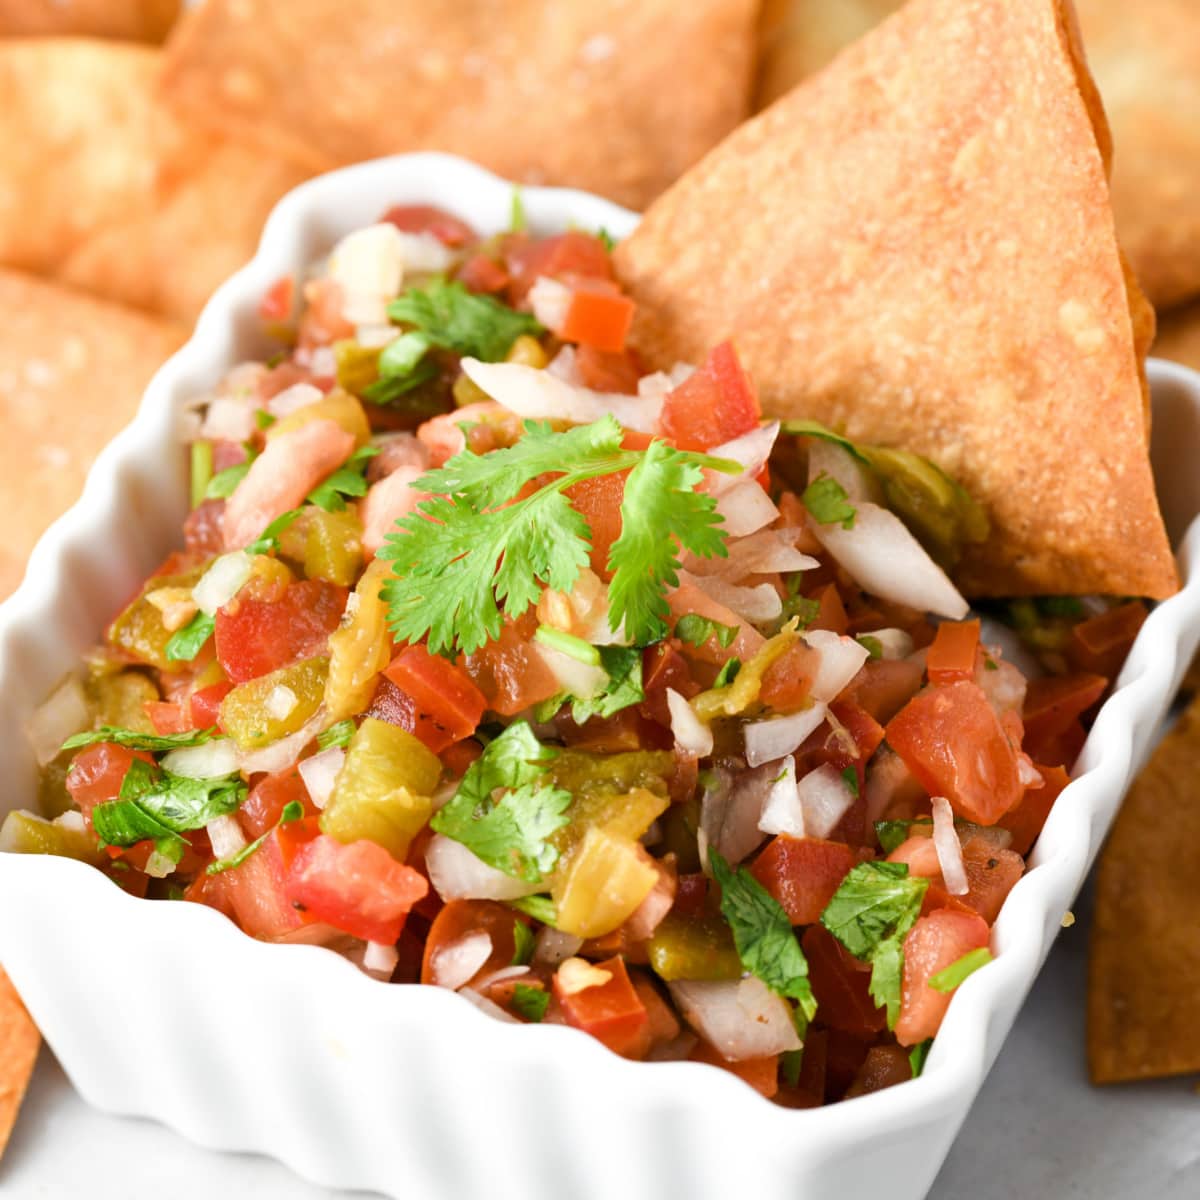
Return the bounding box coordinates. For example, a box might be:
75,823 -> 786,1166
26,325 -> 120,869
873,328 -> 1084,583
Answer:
1089,693 -> 1200,1083
158,0 -> 757,211
0,966 -> 39,1162
0,39 -> 307,323
0,0 -> 179,40
616,0 -> 1177,599
0,269 -> 185,597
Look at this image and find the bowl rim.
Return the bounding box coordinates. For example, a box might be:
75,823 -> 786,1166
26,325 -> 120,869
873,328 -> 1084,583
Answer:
3,151 -> 1200,1154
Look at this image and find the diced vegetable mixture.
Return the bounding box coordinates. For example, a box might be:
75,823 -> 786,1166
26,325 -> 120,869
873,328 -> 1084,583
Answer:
6,204 -> 1146,1106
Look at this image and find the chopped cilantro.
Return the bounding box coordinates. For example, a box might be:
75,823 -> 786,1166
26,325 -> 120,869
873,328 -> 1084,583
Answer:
802,473 -> 856,530
165,610 -> 215,663
361,358 -> 441,406
713,657 -> 741,688
306,445 -> 380,513
857,635 -> 883,660
511,919 -> 536,966
207,800 -> 303,876
709,848 -> 817,1021
245,508 -> 304,556
983,656 -> 999,671
511,894 -> 557,925
596,227 -> 616,253
63,725 -> 217,754
511,983 -> 549,1023
675,613 -> 738,650
205,462 -> 251,500
387,278 -> 542,363
254,409 -> 277,431
509,188 -> 527,233
909,1039 -> 932,1078
873,818 -> 932,854
780,594 -> 821,629
317,719 -> 356,751
534,626 -> 600,666
568,645 -> 644,725
841,766 -> 860,798
928,947 -> 993,994
430,722 -> 571,882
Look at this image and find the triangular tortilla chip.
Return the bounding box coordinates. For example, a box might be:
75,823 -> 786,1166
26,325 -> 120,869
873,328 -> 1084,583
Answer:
0,39 -> 308,323
0,0 -> 179,40
1155,301 -> 1200,374
0,269 -> 185,597
0,967 -> 40,1163
158,0 -> 757,210
1089,692 -> 1200,1083
615,0 -> 1177,599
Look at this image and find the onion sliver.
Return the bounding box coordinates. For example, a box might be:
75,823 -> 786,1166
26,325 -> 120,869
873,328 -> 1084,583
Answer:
715,479 -> 778,537
206,814 -> 247,859
425,833 -> 541,902
298,745 -> 345,810
531,642 -> 607,701
757,755 -> 805,838
802,630 -> 871,702
192,551 -> 252,615
28,675 -> 89,766
431,930 -> 493,991
529,276 -> 571,331
667,688 -> 712,757
162,739 -> 241,779
743,703 -> 827,767
931,796 -> 969,895
703,422 -> 780,494
797,763 -> 856,839
669,978 -> 801,1061
699,576 -> 782,623
701,766 -> 769,865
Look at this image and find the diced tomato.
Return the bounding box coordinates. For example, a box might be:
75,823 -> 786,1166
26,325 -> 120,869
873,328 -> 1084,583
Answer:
184,498 -> 226,556
144,700 -> 192,735
760,642 -> 821,712
666,578 -> 764,666
690,1039 -> 780,1099
462,620 -> 560,716
66,743 -> 153,827
240,765 -> 315,838
440,737 -> 484,778
886,680 -> 1023,825
814,701 -> 885,774
640,642 -> 699,727
658,341 -> 760,452
558,281 -> 636,353
215,580 -> 348,683
575,345 -> 643,394
750,836 -> 857,925
807,584 -> 850,635
960,836 -> 1024,923
383,645 -> 487,744
365,676 -> 455,753
188,681 -> 233,728
802,924 -> 886,1037
844,1045 -> 912,1097
565,469 -> 627,578
673,872 -> 708,918
456,253 -> 509,294
505,230 -> 613,302
893,908 -> 990,1047
822,1029 -> 873,1101
1022,673 -> 1107,746
790,1027 -> 829,1108
558,706 -> 669,755
258,274 -> 294,323
555,956 -> 650,1059
421,900 -> 528,985
632,974 -> 681,1048
926,619 -> 980,685
887,833 -> 942,878
287,834 -> 428,944
842,657 -> 924,725
999,762 -> 1069,856
1024,718 -> 1086,770
382,204 -> 476,247
1067,602 -> 1147,678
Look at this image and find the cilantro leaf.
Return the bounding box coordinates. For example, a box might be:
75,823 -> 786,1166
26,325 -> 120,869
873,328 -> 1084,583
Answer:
205,462 -> 250,500
596,227 -> 616,252
512,983 -> 549,1022
207,799 -> 303,876
245,508 -> 304,556
802,473 -> 856,530
856,634 -> 883,660
713,657 -> 741,688
165,610 -> 215,663
709,847 -> 817,1021
361,358 -> 440,406
387,278 -> 542,363
873,818 -> 932,855
317,719 -> 356,751
820,860 -> 928,1027
306,445 -> 380,512
840,765 -> 860,798
63,725 -> 217,753
511,920 -> 535,966
675,613 -> 738,650
780,593 -> 821,629
928,947 -> 993,994
569,645 -> 644,725
430,722 -> 571,882
909,1038 -> 932,1078
608,438 -> 729,645
510,894 -> 557,925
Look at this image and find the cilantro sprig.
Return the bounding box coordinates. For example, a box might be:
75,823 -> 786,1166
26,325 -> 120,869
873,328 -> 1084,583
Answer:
306,445 -> 380,512
381,416 -> 738,655
430,722 -> 571,882
386,278 -> 542,363
165,610 -> 215,663
63,726 -> 217,754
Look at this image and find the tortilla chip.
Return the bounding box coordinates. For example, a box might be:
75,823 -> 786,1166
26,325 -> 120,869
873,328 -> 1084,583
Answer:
0,39 -> 308,323
0,967 -> 39,1163
1089,693 -> 1200,1083
1154,301 -> 1200,374
615,0 -> 1177,600
158,0 -> 757,211
0,269 -> 185,597
0,0 -> 179,40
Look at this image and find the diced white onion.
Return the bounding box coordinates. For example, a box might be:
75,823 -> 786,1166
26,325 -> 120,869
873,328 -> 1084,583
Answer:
534,927 -> 584,965
397,230 -> 457,273
931,796 -> 969,896
237,710 -> 324,775
144,849 -> 178,879
474,964 -> 531,992
529,276 -> 572,331
978,617 -> 1043,680
355,324 -> 400,350
669,977 -> 801,1062
715,480 -> 779,537
267,382 -> 323,418
697,576 -> 782,623
363,941 -> 400,980
977,652 -> 1028,716
327,223 -> 409,326
28,675 -> 89,766
742,703 -> 828,767
458,987 -> 521,1023
200,396 -> 257,442
703,422 -> 780,495
265,685 -> 298,721
206,814 -> 247,859
425,833 -> 541,901
556,957 -> 613,996
531,642 -> 607,701
866,628 -> 915,660
701,767 -> 769,865
54,811 -> 85,833
192,551 -> 252,616
757,755 -> 805,838
803,630 -> 872,702
546,345 -> 585,385
305,345 -> 337,380
462,358 -> 663,433
162,739 -> 241,779
689,528 -> 819,579
798,763 -> 856,839
431,930 -> 494,991
298,745 -> 345,810
666,688 -> 712,757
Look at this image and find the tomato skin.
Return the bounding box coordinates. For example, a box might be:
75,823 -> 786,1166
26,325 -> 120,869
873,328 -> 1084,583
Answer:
240,766 -> 315,838
999,762 -> 1069,856
640,642 -> 699,726
842,657 -> 924,725
456,253 -> 509,294
658,341 -> 760,452
1022,673 -> 1107,747
960,836 -> 1024,923
462,621 -> 560,717
215,580 -> 347,683
690,1039 -> 780,1098
801,924 -> 886,1036
575,345 -> 643,395
188,681 -> 233,729
184,498 -> 226,556
382,204 -> 476,247
421,900 -> 525,985
554,956 -> 650,1059
808,583 -> 849,635
926,619 -> 981,685
886,680 -> 1023,825
365,676 -> 454,754
287,834 -> 428,944
558,282 -> 636,353
894,908 -> 990,1047
66,743 -> 152,827
750,836 -> 857,925
144,700 -> 192,735
1067,601 -> 1146,678
382,645 -> 487,744
760,642 -> 821,712
565,470 -> 627,578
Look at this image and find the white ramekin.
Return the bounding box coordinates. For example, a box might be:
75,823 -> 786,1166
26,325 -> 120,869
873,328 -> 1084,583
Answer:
1,154 -> 1198,1200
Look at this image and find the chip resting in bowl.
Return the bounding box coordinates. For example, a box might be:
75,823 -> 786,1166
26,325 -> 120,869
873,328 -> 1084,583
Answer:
614,0 -> 1175,600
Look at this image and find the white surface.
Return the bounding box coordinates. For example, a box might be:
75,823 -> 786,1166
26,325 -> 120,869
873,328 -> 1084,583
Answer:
5,871 -> 1198,1200
2,154 -> 1200,1200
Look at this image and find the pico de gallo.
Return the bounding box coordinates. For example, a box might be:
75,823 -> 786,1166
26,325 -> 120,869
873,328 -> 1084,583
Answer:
6,203 -> 1146,1106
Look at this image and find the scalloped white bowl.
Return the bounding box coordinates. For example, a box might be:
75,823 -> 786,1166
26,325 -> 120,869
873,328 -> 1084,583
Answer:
1,154 -> 1199,1200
